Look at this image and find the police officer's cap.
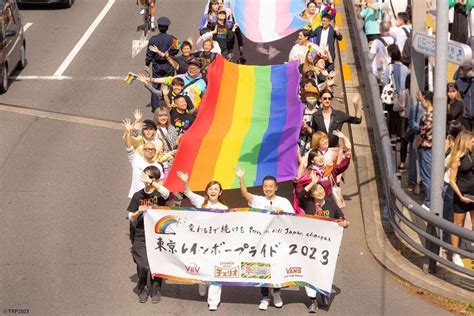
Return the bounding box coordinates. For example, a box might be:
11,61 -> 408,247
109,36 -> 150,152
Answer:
157,16 -> 171,26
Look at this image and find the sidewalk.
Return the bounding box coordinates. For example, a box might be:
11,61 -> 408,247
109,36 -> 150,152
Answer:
336,0 -> 474,304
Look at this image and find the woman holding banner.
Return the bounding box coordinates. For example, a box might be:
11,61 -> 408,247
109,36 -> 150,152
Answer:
298,172 -> 348,313
176,171 -> 228,311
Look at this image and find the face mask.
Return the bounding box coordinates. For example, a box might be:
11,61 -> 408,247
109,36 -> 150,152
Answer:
306,97 -> 318,105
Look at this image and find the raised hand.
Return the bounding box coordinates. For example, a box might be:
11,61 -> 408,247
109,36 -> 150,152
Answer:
122,118 -> 133,131
133,109 -> 143,122
161,84 -> 170,96
310,171 -> 319,183
140,172 -> 153,185
176,171 -> 189,183
332,129 -> 346,139
137,73 -> 151,84
234,166 -> 245,178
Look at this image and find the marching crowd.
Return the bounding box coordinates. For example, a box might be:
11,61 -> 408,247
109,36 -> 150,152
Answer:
356,0 -> 473,268
124,0 -> 360,312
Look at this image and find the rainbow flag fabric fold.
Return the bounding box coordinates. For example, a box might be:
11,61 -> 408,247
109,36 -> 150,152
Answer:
164,55 -> 303,192
232,0 -> 307,43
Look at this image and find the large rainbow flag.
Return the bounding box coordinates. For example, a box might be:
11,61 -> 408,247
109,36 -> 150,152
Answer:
164,55 -> 303,192
231,0 -> 307,43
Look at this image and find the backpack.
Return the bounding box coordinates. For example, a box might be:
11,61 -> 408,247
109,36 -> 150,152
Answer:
401,31 -> 412,66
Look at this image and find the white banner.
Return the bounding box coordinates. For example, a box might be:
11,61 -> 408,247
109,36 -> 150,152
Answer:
144,207 -> 344,295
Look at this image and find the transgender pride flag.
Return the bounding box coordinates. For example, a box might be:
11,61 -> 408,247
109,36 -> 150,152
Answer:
231,0 -> 307,43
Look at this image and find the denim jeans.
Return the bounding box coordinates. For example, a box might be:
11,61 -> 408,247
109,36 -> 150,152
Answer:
418,147 -> 432,207
442,183 -> 453,244
408,140 -> 419,185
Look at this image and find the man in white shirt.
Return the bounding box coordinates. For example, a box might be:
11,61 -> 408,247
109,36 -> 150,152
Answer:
234,166 -> 294,311
368,21 -> 395,80
389,12 -> 411,52
123,118 -> 164,198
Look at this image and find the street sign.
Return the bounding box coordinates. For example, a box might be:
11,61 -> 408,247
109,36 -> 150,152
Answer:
413,32 -> 472,66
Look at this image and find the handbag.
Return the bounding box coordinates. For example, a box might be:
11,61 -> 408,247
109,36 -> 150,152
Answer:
330,175 -> 346,208
381,64 -> 395,105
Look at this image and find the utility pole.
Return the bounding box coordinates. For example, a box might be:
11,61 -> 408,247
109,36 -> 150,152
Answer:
430,1 -> 448,215
409,0 -> 426,102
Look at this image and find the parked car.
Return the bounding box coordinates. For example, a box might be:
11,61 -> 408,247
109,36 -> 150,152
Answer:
0,0 -> 26,94
16,0 -> 74,8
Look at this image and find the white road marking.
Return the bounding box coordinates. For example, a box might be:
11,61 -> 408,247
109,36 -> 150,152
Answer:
23,23 -> 33,32
0,103 -> 122,130
132,33 -> 149,58
53,0 -> 116,77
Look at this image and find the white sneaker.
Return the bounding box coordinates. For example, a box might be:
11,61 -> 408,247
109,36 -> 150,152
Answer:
259,298 -> 270,310
421,204 -> 430,211
208,304 -> 218,311
151,21 -> 156,30
198,283 -> 208,297
272,291 -> 283,308
452,254 -> 465,267
139,8 -> 145,15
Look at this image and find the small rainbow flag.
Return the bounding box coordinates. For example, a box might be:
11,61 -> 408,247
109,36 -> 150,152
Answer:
124,72 -> 138,84
171,38 -> 182,50
307,45 -> 318,61
164,55 -> 303,192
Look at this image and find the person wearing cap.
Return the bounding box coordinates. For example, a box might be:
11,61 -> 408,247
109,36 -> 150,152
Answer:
200,0 -> 234,31
143,58 -> 207,109
145,16 -> 180,112
297,171 -> 348,313
299,84 -> 320,155
212,9 -> 238,59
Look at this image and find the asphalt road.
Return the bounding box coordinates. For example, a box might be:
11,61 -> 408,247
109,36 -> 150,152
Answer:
0,1 -> 451,315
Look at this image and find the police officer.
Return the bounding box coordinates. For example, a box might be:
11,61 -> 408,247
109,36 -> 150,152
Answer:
145,16 -> 179,112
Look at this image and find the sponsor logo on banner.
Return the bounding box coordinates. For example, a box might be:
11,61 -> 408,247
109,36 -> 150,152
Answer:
284,266 -> 303,278
241,262 -> 271,279
214,265 -> 239,278
286,267 -> 302,274
184,263 -> 201,275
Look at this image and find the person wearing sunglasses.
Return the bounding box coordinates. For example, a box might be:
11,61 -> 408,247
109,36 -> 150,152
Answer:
310,89 -> 362,147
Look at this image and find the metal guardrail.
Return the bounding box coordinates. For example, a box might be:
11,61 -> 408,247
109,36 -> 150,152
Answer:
343,0 -> 474,277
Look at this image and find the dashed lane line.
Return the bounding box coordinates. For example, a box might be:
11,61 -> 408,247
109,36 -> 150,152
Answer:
0,103 -> 122,130
53,0 -> 116,77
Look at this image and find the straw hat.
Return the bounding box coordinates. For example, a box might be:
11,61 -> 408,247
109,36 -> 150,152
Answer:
300,84 -> 320,98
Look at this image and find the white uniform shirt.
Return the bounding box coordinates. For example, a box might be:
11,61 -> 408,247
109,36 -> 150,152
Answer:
249,195 -> 295,213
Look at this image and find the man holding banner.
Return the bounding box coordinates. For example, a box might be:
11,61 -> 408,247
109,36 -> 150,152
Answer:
234,166 -> 295,310
128,166 -> 169,303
